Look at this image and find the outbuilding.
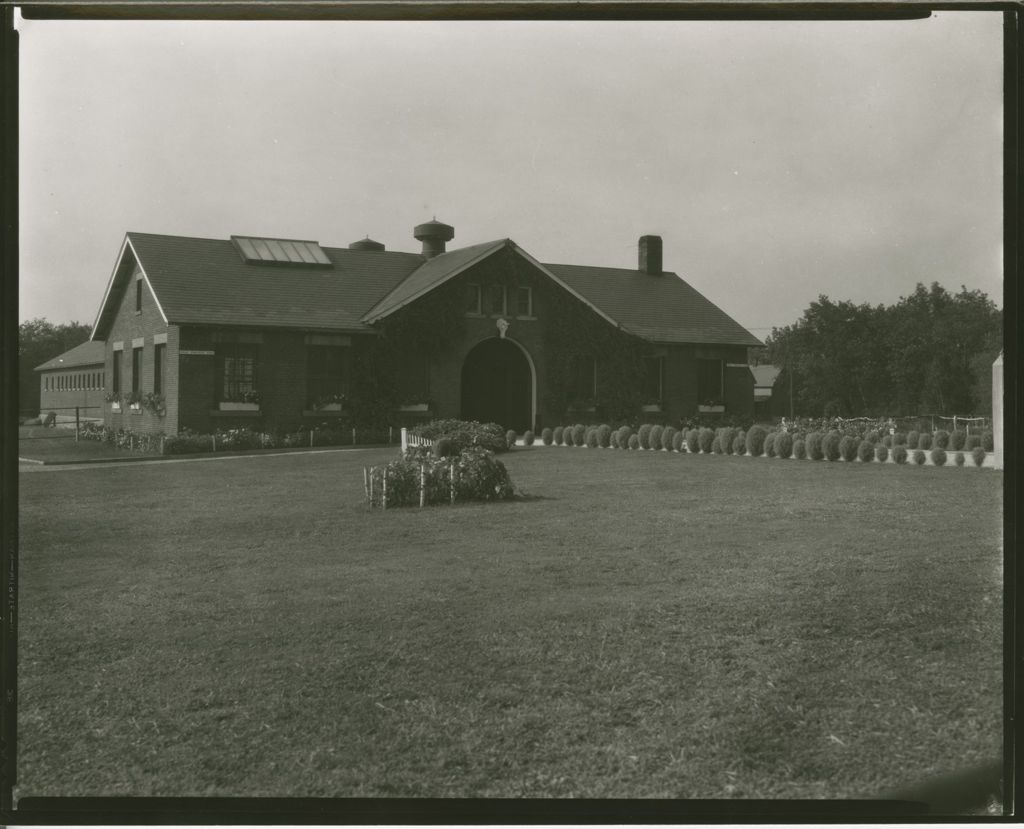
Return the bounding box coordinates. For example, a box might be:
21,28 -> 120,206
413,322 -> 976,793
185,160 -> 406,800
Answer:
34,340 -> 107,424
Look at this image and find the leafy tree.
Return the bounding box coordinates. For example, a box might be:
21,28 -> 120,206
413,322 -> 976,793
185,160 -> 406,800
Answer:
765,283 -> 1000,417
18,318 -> 92,415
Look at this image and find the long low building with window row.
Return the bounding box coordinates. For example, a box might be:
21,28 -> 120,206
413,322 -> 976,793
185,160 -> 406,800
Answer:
86,219 -> 762,435
34,340 -> 107,423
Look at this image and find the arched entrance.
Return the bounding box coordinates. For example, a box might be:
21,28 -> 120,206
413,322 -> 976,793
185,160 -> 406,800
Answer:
461,337 -> 533,432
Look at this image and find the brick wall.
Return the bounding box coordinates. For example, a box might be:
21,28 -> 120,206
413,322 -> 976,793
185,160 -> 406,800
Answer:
103,261 -> 173,435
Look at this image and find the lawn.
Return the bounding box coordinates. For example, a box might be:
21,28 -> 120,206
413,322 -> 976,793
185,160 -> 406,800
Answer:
18,426 -> 142,463
16,446 -> 1003,802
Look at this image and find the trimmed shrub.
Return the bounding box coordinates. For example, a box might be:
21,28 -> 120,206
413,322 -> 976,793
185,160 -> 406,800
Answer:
954,451 -> 966,467
806,432 -> 824,461
775,431 -> 794,459
965,434 -> 982,451
572,424 -> 586,446
972,446 -> 987,467
541,427 -> 553,446
882,434 -> 893,448
892,445 -> 908,464
893,432 -> 907,446
628,434 -> 640,450
913,449 -> 927,465
982,431 -> 994,452
685,429 -> 700,453
371,446 -> 515,508
906,430 -> 920,449
711,435 -> 723,454
839,435 -> 859,462
745,425 -> 768,457
733,434 -> 747,455
553,426 -> 565,446
930,448 -> 946,466
616,426 -> 633,450
764,432 -> 777,457
506,429 -> 518,449
564,427 -> 575,447
823,431 -> 842,462
950,429 -> 966,451
597,424 -> 613,448
866,430 -> 881,444
719,427 -> 737,455
433,437 -> 457,458
662,426 -> 678,451
856,440 -> 874,462
412,419 -> 508,454
933,429 -> 949,449
638,423 -> 653,450
918,432 -> 933,450
523,430 -> 535,446
672,430 -> 685,452
585,428 -> 599,448
790,438 -> 804,459
698,428 -> 715,454
649,425 -> 664,452
875,443 -> 889,463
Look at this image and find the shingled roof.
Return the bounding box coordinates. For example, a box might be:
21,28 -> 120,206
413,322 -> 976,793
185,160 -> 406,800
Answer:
92,231 -> 761,348
34,340 -> 106,371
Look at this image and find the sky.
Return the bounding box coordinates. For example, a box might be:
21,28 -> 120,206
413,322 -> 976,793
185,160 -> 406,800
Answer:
17,11 -> 1004,339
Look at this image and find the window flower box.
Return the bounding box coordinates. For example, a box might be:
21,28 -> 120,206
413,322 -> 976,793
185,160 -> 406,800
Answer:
219,401 -> 260,412
398,403 -> 430,412
642,404 -> 662,413
698,404 -> 725,413
110,401 -> 121,412
315,402 -> 344,412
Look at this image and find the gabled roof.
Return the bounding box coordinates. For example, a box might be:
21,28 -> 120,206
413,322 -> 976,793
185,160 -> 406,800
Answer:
90,230 -> 761,349
546,264 -> 763,347
34,340 -> 106,371
92,232 -> 425,339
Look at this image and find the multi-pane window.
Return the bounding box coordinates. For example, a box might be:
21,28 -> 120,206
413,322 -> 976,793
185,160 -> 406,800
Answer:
489,284 -> 507,315
131,348 -> 143,393
218,343 -> 258,402
306,345 -> 348,408
466,283 -> 482,315
643,357 -> 663,404
568,356 -> 596,403
397,353 -> 430,403
697,358 -> 724,405
112,352 -> 122,393
154,344 -> 166,395
516,286 -> 533,317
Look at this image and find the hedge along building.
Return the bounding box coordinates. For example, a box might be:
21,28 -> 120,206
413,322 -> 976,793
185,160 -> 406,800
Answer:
89,220 -> 762,436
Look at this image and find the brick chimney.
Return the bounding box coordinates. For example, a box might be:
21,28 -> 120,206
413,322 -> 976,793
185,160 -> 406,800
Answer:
414,219 -> 455,258
639,235 -> 663,275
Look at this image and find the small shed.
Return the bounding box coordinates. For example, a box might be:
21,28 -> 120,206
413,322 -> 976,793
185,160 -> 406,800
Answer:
35,340 -> 107,423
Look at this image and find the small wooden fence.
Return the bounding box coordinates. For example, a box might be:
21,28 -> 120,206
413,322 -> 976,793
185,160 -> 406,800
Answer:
399,426 -> 434,453
363,460 -> 459,510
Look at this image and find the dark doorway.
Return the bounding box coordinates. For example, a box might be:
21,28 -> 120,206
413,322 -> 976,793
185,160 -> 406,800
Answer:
461,337 -> 532,432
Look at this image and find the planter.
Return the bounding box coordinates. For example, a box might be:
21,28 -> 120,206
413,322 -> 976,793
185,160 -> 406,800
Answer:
315,403 -> 344,412
129,404 -> 142,413
110,402 -> 121,411
698,405 -> 725,413
219,401 -> 260,412
398,403 -> 430,412
641,404 -> 662,413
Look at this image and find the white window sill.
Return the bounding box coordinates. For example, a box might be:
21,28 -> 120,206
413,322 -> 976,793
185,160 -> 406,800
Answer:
218,402 -> 260,412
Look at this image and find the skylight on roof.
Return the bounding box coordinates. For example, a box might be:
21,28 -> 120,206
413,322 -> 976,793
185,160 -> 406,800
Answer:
231,236 -> 332,267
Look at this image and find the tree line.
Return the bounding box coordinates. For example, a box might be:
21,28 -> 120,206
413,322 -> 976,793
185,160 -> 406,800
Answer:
763,282 -> 1001,418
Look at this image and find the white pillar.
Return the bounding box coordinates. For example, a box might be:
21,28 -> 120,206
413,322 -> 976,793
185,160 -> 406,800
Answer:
992,352 -> 1003,470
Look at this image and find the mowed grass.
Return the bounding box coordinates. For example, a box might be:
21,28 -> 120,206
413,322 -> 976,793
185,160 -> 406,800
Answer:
17,447 -> 1003,799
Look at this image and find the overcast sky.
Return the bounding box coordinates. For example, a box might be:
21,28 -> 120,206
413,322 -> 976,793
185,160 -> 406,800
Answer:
17,12 -> 1003,338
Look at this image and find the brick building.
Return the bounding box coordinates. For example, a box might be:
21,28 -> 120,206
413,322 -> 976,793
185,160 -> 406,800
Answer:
34,340 -> 106,424
89,220 -> 761,435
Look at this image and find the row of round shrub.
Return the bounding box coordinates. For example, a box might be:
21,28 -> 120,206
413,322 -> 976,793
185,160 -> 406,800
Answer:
525,422 -> 992,468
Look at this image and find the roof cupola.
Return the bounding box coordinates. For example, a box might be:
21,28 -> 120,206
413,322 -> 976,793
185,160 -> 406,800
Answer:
348,237 -> 385,252
414,218 -> 455,259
